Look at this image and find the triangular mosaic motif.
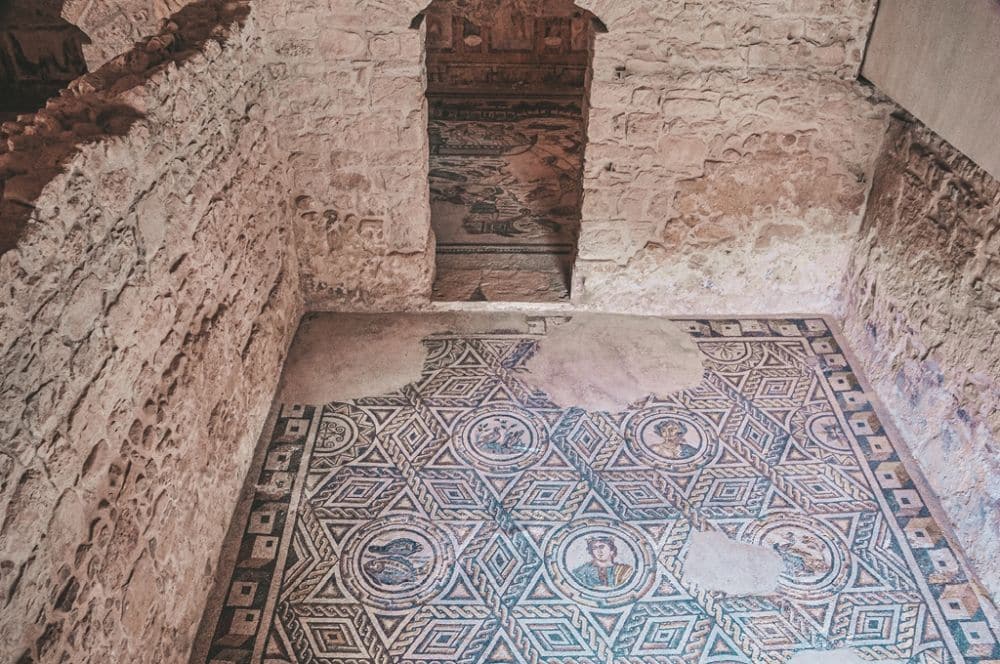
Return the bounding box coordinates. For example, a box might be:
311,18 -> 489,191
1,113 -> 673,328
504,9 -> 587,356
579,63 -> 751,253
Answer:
199,318 -> 1000,663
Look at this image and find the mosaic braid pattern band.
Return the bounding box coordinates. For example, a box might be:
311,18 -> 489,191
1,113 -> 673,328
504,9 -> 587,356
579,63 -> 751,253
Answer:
199,318 -> 1000,663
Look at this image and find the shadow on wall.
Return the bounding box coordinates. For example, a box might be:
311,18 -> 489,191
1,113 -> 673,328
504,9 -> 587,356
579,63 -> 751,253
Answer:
0,0 -> 250,255
0,0 -> 90,118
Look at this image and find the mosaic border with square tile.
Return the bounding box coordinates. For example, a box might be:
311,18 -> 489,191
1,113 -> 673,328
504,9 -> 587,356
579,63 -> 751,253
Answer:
194,317 -> 1000,664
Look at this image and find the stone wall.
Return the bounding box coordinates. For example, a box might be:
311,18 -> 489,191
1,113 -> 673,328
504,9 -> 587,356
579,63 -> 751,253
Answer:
61,0 -> 197,69
258,0 -> 890,313
0,2 -> 303,661
256,0 -> 436,311
2,0 -> 996,659
842,114 -> 1000,599
570,0 -> 890,314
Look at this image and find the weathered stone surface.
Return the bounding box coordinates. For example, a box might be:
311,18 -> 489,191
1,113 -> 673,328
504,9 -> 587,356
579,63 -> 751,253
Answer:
62,0 -> 197,70
0,3 -> 303,661
841,115 -> 1000,599
256,0 -> 435,311
253,0 -> 891,312
0,1 -> 997,661
571,0 -> 891,311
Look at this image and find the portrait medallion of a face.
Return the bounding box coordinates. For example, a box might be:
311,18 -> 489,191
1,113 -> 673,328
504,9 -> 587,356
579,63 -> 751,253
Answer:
545,518 -> 656,608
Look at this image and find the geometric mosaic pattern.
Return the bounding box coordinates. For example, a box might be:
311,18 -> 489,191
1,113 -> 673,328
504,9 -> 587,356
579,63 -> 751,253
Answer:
198,317 -> 1000,663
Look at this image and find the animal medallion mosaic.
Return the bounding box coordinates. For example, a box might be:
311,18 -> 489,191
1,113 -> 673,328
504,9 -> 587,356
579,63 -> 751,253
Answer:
197,318 -> 1000,663
429,97 -> 583,301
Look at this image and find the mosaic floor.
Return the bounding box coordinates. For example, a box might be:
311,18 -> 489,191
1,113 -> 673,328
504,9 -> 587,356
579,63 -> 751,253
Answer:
428,96 -> 583,302
195,315 -> 999,664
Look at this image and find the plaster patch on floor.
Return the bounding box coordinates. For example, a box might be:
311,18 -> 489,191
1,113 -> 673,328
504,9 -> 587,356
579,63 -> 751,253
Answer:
197,316 -> 1000,663
523,313 -> 704,411
681,530 -> 783,596
278,312 -> 531,403
787,649 -> 906,664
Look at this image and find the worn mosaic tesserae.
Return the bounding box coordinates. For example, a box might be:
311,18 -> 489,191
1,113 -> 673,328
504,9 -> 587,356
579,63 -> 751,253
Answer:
196,318 -> 999,664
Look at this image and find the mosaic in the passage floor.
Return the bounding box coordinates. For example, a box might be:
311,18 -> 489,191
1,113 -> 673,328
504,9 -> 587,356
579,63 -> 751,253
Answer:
197,317 -> 999,663
429,97 -> 583,301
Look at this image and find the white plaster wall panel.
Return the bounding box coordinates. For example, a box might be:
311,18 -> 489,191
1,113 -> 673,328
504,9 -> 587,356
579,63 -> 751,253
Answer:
862,0 -> 1000,180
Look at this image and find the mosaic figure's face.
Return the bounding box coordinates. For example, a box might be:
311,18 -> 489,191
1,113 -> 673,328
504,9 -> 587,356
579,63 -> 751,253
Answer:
654,420 -> 687,444
589,539 -> 616,566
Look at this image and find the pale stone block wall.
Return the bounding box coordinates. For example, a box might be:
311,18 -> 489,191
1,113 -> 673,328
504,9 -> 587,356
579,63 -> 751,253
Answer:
842,115 -> 1000,599
254,0 -> 436,311
0,3 -> 303,660
253,0 -> 891,313
61,0 -> 196,69
571,0 -> 891,314
2,1 -> 996,660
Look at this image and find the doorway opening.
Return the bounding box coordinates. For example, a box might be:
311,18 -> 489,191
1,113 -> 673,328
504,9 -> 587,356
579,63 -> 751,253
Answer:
418,0 -> 603,302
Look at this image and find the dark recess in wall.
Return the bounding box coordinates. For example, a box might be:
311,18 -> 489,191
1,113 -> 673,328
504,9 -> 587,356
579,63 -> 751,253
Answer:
0,0 -> 89,120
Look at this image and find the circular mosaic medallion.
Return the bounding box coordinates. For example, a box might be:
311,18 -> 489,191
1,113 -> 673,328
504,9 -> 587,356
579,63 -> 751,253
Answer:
745,515 -> 850,599
453,405 -> 548,474
700,341 -> 753,363
805,413 -> 852,454
698,341 -> 765,372
545,518 -> 656,608
314,403 -> 375,460
790,404 -> 855,462
625,407 -> 716,472
340,516 -> 455,610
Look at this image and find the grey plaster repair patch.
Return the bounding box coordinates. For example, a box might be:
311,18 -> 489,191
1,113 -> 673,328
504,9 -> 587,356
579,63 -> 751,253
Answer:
277,312 -> 532,403
522,313 -> 704,411
681,529 -> 783,596
787,649 -> 906,664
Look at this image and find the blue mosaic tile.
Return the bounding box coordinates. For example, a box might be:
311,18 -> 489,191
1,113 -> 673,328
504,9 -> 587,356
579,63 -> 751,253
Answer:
198,319 -> 999,663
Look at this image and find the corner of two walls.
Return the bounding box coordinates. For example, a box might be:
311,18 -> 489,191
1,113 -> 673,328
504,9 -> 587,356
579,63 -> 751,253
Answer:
254,0 -> 1000,608
1,1 -> 995,661
0,3 -> 304,661
839,115 -> 1000,600
569,0 -> 891,314
256,0 -> 436,313
260,0 -> 896,316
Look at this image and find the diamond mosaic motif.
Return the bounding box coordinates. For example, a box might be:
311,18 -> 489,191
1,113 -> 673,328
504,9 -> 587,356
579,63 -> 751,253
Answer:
197,318 -> 1000,663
